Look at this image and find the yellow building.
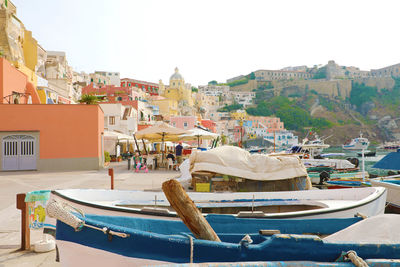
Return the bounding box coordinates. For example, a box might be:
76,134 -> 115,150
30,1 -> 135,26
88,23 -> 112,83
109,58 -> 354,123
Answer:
151,96 -> 179,119
231,110 -> 248,121
161,68 -> 195,115
0,1 -> 39,87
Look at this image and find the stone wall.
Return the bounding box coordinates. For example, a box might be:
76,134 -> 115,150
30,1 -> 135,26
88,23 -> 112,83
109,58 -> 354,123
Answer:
229,80 -> 257,92
354,77 -> 395,91
272,79 -> 352,99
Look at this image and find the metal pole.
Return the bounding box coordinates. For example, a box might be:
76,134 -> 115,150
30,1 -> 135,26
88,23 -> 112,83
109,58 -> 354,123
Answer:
362,149 -> 365,182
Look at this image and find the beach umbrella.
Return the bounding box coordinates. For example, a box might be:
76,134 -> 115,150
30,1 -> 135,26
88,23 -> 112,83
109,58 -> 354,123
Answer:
372,149 -> 400,170
179,128 -> 219,147
135,122 -> 189,162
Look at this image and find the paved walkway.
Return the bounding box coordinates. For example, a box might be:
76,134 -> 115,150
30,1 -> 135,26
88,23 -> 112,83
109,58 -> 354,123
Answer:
0,162 -> 180,266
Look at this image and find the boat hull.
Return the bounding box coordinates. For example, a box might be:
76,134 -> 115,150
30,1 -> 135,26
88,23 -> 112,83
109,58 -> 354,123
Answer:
370,180 -> 400,210
44,187 -> 387,235
57,239 -> 400,267
54,214 -> 400,265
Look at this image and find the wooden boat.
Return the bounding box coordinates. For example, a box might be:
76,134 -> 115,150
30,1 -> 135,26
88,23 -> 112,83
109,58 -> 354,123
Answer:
357,150 -> 376,157
48,207 -> 400,266
43,187 -> 387,235
307,169 -> 368,185
370,179 -> 400,212
324,180 -> 371,189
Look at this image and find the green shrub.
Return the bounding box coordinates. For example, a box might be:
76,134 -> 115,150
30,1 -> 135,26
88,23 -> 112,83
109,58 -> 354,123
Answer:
104,151 -> 111,162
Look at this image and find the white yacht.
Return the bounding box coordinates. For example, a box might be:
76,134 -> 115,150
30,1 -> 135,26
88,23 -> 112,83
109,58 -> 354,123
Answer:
342,132 -> 369,150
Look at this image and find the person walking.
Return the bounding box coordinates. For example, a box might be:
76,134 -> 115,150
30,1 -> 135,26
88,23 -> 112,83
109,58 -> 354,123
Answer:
175,142 -> 183,165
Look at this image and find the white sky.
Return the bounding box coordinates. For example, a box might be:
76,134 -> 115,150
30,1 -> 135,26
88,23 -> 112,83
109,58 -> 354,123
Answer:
12,0 -> 400,86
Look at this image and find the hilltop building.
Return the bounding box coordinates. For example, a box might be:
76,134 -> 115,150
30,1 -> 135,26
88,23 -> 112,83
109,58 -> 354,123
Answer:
157,67 -> 196,117
95,71 -> 120,86
371,63 -> 400,78
254,69 -> 312,81
121,78 -> 159,96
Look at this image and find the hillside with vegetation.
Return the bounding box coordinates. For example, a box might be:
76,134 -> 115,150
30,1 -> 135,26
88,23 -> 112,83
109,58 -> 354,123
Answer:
244,77 -> 400,145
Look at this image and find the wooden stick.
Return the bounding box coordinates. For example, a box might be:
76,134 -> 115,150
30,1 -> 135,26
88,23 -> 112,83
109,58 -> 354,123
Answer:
133,134 -> 141,155
141,139 -> 148,155
162,179 -> 221,242
16,193 -> 30,250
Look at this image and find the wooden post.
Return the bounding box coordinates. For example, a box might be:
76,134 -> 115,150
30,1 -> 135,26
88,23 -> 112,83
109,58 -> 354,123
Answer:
108,168 -> 114,190
133,134 -> 141,155
16,193 -> 30,250
141,139 -> 148,155
162,179 -> 221,242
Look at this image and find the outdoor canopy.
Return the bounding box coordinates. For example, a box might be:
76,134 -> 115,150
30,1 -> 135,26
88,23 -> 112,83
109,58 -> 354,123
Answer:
178,127 -> 219,147
103,130 -> 134,141
134,122 -> 189,141
134,122 -> 189,162
372,149 -> 400,170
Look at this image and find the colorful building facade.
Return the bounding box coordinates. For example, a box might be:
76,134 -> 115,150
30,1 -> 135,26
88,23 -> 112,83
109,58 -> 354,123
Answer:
121,78 -> 159,96
0,104 -> 104,171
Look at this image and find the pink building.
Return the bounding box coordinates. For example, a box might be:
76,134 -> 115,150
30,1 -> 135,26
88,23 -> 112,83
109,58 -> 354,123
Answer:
201,119 -> 216,133
233,126 -> 246,144
170,116 -> 197,130
82,84 -> 133,102
248,116 -> 284,133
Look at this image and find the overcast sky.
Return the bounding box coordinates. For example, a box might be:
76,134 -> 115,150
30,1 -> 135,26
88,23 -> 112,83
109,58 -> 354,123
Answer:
12,0 -> 400,86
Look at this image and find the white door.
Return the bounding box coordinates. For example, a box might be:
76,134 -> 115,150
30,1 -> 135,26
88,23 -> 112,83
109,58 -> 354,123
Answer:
2,135 -> 36,171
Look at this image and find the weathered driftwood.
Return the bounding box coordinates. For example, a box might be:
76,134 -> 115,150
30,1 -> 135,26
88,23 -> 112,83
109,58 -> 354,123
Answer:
162,179 -> 221,242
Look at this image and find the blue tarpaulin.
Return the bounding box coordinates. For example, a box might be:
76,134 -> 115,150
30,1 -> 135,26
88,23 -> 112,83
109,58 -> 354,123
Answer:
372,150 -> 400,170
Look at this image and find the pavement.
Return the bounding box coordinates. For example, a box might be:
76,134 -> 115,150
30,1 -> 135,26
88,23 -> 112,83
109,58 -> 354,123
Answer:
0,161 -> 181,266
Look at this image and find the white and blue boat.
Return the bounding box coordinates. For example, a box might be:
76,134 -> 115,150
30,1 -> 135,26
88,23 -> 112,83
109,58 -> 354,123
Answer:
370,149 -> 400,212
342,133 -> 369,150
48,203 -> 400,266
370,179 -> 400,212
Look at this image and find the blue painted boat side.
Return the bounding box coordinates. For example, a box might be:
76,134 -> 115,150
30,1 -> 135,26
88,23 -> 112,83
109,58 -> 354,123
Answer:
55,214 -> 400,263
162,259 -> 400,267
326,181 -> 371,187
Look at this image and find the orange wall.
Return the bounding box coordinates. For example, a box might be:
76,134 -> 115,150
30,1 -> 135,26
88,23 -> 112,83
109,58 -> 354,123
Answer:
0,58 -> 41,104
0,58 -> 28,103
0,105 -> 104,159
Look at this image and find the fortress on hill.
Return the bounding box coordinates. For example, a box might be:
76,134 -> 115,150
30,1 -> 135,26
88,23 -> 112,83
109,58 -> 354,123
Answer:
228,60 -> 400,100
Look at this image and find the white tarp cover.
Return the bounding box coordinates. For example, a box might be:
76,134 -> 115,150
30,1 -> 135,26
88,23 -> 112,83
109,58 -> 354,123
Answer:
189,146 -> 308,181
324,214 -> 400,243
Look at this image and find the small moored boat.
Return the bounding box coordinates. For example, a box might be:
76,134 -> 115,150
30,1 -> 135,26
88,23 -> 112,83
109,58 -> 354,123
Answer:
342,133 -> 369,150
43,187 -> 387,235
48,205 -> 400,266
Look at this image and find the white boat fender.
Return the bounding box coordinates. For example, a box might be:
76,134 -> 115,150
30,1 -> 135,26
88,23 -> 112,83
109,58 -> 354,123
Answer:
34,234 -> 55,253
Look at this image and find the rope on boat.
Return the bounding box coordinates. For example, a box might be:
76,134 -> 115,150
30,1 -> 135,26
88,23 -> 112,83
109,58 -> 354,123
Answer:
189,235 -> 193,263
344,250 -> 369,267
354,212 -> 368,219
46,199 -> 129,238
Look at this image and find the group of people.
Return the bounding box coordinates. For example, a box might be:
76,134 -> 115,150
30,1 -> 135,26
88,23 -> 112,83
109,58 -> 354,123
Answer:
132,142 -> 184,173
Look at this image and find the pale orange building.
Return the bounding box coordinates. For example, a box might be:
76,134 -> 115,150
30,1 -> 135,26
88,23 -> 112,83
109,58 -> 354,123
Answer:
0,58 -> 104,171
0,105 -> 104,171
0,58 -> 41,104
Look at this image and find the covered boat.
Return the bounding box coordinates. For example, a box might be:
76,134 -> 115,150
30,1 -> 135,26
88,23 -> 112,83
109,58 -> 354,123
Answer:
48,205 -> 400,266
188,146 -> 311,192
43,187 -> 387,235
